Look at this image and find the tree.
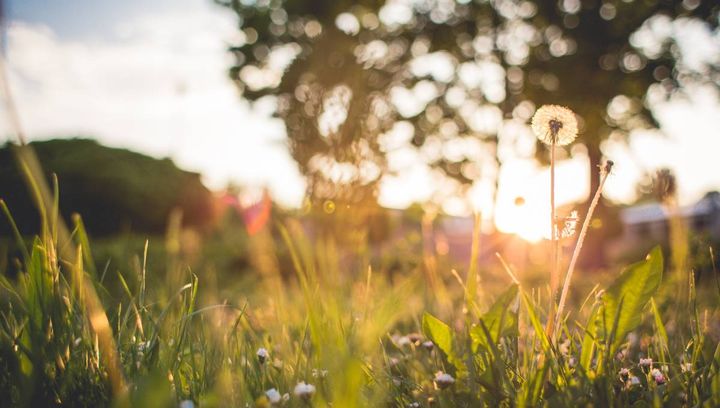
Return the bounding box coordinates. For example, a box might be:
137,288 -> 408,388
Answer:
216,0 -> 719,249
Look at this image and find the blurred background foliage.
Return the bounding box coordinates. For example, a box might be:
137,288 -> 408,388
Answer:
0,138 -> 216,236
217,0 -> 720,263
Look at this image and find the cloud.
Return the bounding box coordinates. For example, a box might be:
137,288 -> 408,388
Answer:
2,4 -> 306,207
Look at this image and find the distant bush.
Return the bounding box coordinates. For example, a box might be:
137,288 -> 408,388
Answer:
0,138 -> 215,236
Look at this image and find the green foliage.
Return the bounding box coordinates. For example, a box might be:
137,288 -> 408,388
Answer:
470,284 -> 519,353
581,246 -> 663,372
218,0 -> 720,213
422,312 -> 456,365
1,196 -> 719,406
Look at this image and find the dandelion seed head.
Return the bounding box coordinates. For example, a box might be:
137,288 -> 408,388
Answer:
531,105 -> 578,146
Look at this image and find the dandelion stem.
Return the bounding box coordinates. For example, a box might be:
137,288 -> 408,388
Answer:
545,135 -> 559,338
552,160 -> 613,341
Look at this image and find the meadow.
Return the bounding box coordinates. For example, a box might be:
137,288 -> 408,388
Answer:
0,140 -> 719,408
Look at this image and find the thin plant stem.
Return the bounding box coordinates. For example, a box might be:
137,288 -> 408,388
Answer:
545,135 -> 558,337
552,160 -> 613,341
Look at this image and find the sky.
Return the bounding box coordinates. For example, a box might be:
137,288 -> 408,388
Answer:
3,0 -> 720,232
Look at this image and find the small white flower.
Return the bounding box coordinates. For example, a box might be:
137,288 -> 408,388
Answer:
265,388 -> 281,405
396,335 -> 411,347
421,341 -> 434,351
257,347 -> 269,364
408,403 -> 420,408
618,368 -> 630,379
629,376 -> 641,386
567,356 -> 577,368
681,362 -> 692,373
137,341 -> 151,353
560,211 -> 579,239
651,368 -> 666,385
294,382 -> 316,399
434,371 -> 455,389
559,339 -> 571,356
639,357 -> 652,367
179,400 -> 195,408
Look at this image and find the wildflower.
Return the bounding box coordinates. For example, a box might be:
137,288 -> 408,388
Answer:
294,382 -> 316,400
628,375 -> 641,387
651,368 -> 666,385
559,339 -> 571,356
179,400 -> 195,408
257,347 -> 269,364
531,105 -> 578,146
421,340 -> 434,351
639,357 -> 652,368
407,333 -> 423,345
408,403 -> 421,408
681,362 -> 692,373
560,211 -> 579,239
137,341 -> 151,354
265,388 -> 281,405
618,368 -> 630,380
568,356 -> 577,368
434,371 -> 455,389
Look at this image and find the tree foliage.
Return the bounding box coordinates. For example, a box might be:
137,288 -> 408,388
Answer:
217,0 -> 719,210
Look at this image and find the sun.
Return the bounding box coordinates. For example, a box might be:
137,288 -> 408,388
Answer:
494,156 -> 589,242
495,195 -> 549,242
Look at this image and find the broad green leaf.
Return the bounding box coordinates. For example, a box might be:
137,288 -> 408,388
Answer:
422,311 -> 454,359
422,312 -> 465,375
470,284 -> 519,352
582,246 -> 663,368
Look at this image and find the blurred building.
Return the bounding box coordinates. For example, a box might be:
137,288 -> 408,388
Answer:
616,191 -> 720,249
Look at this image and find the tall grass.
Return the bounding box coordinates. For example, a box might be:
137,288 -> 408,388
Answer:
0,177 -> 719,406
0,85 -> 718,405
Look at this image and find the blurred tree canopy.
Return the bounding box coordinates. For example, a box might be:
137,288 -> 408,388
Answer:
0,139 -> 215,236
217,0 -> 719,215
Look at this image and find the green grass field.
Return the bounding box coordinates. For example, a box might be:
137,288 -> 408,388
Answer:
0,167 -> 719,408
